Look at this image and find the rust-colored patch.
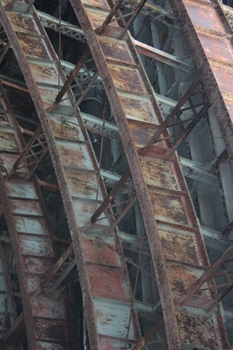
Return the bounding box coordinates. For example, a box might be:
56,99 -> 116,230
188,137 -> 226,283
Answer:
128,119 -> 161,149
18,36 -> 50,60
185,4 -> 225,33
87,264 -> 129,301
108,64 -> 146,94
149,188 -> 189,226
139,156 -> 178,190
120,95 -> 158,123
28,62 -> 58,85
177,310 -> 222,349
160,229 -> 198,264
166,263 -> 208,298
198,33 -> 233,64
81,234 -> 119,266
99,37 -> 135,64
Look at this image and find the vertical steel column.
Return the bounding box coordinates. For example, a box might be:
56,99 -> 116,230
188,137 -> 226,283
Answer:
69,0 -> 229,348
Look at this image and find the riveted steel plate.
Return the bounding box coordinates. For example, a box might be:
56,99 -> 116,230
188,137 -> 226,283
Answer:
185,3 -> 225,33
98,37 -> 135,65
94,299 -> 136,340
34,318 -> 70,343
0,129 -> 19,152
56,140 -> 93,170
99,338 -> 136,350
149,188 -> 189,226
86,9 -> 109,30
81,234 -> 120,266
211,65 -> 233,95
7,181 -> 38,199
72,198 -> 109,227
119,94 -> 159,123
176,308 -> 222,350
24,257 -> 54,275
27,276 -> 42,293
108,64 -> 146,94
159,229 -> 199,265
48,114 -> 85,142
15,216 -> 49,235
167,263 -> 210,298
66,170 -> 103,201
198,33 -> 233,64
88,264 -> 129,301
139,156 -> 179,190
6,12 -> 39,34
28,61 -> 60,85
18,235 -> 54,257
127,120 -> 162,149
83,0 -> 109,9
10,199 -> 43,216
30,295 -> 67,319
18,36 -> 50,60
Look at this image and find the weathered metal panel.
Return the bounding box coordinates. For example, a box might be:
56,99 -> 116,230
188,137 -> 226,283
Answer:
0,244 -> 16,338
176,308 -> 223,350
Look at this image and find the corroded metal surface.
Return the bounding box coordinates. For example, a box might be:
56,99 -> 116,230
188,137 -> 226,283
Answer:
169,0 -> 233,169
68,0 -> 229,349
0,82 -> 73,349
0,1 -> 140,349
0,243 -> 16,338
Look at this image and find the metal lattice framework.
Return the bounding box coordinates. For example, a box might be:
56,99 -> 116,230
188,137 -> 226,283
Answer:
0,0 -> 232,349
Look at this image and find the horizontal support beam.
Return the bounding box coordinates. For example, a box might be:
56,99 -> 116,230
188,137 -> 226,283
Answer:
132,38 -> 196,74
180,156 -> 217,186
37,10 -> 86,42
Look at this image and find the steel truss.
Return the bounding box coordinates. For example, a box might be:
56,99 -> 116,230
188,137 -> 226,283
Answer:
0,0 -> 232,349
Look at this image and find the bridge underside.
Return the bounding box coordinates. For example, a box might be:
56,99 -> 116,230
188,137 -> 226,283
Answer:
0,0 -> 232,350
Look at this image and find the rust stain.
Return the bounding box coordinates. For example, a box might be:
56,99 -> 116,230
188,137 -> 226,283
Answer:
159,230 -> 198,265
108,64 -> 146,94
18,36 -> 50,60
177,310 -> 222,350
149,188 -> 189,226
81,234 -> 119,266
99,37 -> 135,64
139,156 -> 178,190
87,264 -> 129,301
185,4 -> 225,33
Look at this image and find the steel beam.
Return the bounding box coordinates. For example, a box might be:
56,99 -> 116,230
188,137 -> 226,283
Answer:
133,38 -> 196,74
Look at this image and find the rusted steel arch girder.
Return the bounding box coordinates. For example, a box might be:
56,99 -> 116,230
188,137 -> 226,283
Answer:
0,81 -> 74,349
0,1 -> 141,349
69,0 -> 229,348
169,0 -> 233,169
